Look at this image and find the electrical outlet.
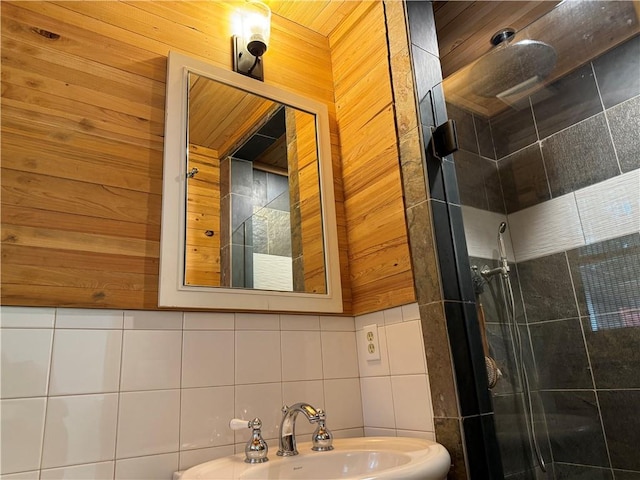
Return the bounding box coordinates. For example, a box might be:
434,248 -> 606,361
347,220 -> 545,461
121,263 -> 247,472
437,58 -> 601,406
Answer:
362,324 -> 381,361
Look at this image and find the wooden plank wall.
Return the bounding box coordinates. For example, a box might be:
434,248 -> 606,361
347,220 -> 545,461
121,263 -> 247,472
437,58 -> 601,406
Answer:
184,144 -> 220,287
286,108 -> 326,294
2,0 -> 415,316
1,0 -> 351,311
330,2 -> 416,314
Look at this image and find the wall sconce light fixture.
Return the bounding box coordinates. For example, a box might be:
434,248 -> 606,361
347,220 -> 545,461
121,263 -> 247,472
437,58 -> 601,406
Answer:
233,1 -> 271,81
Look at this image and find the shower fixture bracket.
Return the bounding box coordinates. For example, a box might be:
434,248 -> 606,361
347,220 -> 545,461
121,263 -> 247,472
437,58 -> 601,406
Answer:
430,119 -> 459,159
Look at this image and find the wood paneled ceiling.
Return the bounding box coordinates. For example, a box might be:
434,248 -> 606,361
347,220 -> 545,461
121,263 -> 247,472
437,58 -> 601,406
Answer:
268,0 -> 363,37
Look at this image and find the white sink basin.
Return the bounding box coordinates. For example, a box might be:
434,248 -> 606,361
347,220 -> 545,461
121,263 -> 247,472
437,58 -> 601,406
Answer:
179,437 -> 451,480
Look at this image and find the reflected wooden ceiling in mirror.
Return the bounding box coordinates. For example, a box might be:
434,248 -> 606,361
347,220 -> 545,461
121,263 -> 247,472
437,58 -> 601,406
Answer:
188,74 -> 279,157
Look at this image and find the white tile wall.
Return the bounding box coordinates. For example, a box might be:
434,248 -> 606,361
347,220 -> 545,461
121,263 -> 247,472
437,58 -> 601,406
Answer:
1,329 -> 53,398
281,330 -> 323,381
234,382 -> 283,441
120,331 -> 182,391
0,304 -> 432,479
354,305 -> 435,439
235,330 -> 281,384
576,169 -> 640,244
116,390 -> 180,459
461,206 -> 514,261
320,331 -> 359,379
182,331 -> 234,387
386,320 -> 427,375
42,394 -> 119,468
360,376 -> 395,428
0,307 -> 55,328
178,445 -> 234,472
391,375 -> 433,431
114,453 -> 179,480
49,329 -> 122,395
484,171 -> 640,263
1,397 -> 46,474
508,193 -> 585,262
40,461 -> 115,480
180,386 -> 234,450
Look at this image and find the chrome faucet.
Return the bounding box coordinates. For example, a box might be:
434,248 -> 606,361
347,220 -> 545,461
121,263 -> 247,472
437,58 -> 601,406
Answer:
277,403 -> 334,456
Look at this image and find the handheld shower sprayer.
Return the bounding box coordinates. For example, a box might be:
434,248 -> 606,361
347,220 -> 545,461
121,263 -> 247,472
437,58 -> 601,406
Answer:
498,222 -> 509,278
480,222 -> 510,279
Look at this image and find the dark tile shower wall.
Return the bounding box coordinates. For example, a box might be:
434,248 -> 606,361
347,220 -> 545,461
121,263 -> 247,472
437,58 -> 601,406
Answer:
229,160 -> 292,288
492,35 -> 640,214
453,34 -> 640,480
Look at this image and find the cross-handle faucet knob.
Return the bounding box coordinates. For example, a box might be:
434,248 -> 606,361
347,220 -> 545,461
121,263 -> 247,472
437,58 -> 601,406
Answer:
229,417 -> 268,464
311,409 -> 334,451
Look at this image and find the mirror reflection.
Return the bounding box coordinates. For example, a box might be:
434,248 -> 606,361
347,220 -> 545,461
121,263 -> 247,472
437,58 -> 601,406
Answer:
185,73 -> 326,294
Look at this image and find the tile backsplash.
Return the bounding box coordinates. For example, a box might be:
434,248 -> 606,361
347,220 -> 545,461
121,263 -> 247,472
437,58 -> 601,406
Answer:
1,304 -> 433,479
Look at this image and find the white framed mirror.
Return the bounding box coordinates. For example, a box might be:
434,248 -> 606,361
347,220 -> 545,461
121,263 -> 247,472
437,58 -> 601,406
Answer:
159,51 -> 342,312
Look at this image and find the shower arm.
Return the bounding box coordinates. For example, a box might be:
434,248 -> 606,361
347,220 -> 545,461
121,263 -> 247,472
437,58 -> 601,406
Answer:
480,264 -> 509,279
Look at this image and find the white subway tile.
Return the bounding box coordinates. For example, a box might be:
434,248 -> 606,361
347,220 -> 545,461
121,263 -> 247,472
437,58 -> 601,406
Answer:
401,303 -> 421,322
360,377 -> 395,428
356,325 -> 390,377
282,380 -> 325,435
1,329 -> 52,398
0,470 -> 40,479
321,331 -> 359,379
319,315 -> 355,331
124,311 -> 182,330
282,380 -> 325,409
116,390 -> 180,459
0,306 -> 55,328
55,309 -> 123,329
234,313 -> 279,330
576,169 -> 640,244
461,206 -> 514,261
40,461 -> 114,480
364,427 -> 396,437
382,307 -> 403,325
386,321 -> 427,375
391,375 -> 433,432
235,331 -> 281,384
279,314 -> 320,331
178,445 -> 235,471
183,312 -> 234,330
49,330 -> 122,395
396,430 -> 436,441
182,331 -> 234,388
120,330 -> 181,391
323,378 -> 363,430
114,453 -> 178,480
252,254 -> 292,291
42,394 -> 118,468
354,311 -> 384,330
281,331 -> 323,381
234,383 -> 282,441
180,387 -> 234,450
332,427 -> 365,439
0,398 -> 46,474
509,193 -> 585,262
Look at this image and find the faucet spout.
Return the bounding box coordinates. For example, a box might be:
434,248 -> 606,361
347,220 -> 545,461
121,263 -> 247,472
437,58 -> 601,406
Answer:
277,403 -> 332,456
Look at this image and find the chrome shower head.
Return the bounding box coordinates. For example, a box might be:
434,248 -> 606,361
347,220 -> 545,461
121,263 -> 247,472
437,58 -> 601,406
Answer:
499,222 -> 507,234
469,30 -> 557,98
